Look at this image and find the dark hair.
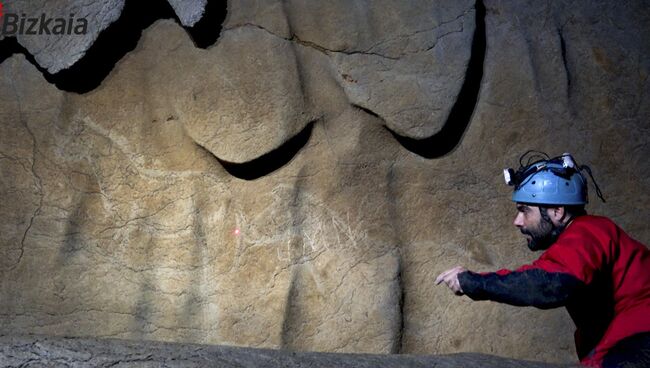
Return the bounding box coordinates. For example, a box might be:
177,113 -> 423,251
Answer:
539,205 -> 587,223
564,205 -> 587,218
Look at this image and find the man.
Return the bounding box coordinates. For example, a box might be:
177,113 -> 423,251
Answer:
436,152 -> 650,367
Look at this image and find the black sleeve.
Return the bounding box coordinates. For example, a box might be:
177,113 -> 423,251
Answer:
457,269 -> 585,309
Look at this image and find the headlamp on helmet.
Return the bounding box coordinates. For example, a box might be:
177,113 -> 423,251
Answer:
503,151 -> 606,205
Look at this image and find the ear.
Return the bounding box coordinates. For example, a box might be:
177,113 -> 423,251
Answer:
547,206 -> 566,225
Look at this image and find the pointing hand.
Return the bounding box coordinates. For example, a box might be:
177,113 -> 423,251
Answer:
435,266 -> 467,295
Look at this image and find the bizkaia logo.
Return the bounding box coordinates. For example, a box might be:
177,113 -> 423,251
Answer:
0,1 -> 88,36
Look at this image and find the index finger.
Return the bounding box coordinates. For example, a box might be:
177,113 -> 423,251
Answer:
435,268 -> 455,284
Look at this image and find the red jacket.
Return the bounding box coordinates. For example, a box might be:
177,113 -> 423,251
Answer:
459,215 -> 650,367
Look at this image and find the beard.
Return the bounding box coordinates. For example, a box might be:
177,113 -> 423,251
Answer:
520,214 -> 565,251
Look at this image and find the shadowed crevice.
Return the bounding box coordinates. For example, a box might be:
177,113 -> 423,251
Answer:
558,28 -> 571,97
0,37 -> 25,65
280,265 -> 302,349
352,103 -> 381,119
386,166 -> 406,353
185,0 -> 229,48
280,171 -> 308,349
394,257 -> 406,353
197,120 -> 315,181
383,0 -> 486,159
0,0 -> 227,93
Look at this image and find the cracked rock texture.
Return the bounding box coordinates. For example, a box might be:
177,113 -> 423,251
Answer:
0,0 -> 208,73
0,335 -> 576,368
0,0 -> 649,366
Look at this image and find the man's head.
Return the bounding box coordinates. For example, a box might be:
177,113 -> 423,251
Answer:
505,152 -> 591,250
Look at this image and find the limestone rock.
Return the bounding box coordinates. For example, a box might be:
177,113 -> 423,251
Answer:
0,0 -> 648,366
177,25 -> 319,163
0,0 -> 209,73
167,0 -> 207,27
0,334 -> 576,368
2,0 -> 126,73
290,0 -> 476,138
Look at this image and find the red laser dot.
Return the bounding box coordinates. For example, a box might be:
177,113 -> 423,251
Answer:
233,228 -> 240,236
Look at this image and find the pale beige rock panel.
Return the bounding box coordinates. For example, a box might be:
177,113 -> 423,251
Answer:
283,0 -> 475,138
0,1 -> 648,366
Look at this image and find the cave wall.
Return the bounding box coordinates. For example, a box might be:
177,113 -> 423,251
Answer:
0,0 -> 648,364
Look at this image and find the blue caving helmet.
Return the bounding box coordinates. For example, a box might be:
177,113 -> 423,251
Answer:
504,153 -> 588,205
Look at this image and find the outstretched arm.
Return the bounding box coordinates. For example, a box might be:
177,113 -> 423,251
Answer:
437,266 -> 585,309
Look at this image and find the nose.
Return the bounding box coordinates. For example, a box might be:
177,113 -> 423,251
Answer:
513,212 -> 524,228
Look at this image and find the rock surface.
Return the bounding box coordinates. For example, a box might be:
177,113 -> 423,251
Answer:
0,0 -> 648,366
0,334 -> 576,368
0,0 -> 209,73
167,0 -> 207,27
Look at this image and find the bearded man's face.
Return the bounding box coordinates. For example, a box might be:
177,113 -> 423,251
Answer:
514,204 -> 562,251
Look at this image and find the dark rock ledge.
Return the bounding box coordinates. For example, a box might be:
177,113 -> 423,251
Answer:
0,334 -> 579,368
